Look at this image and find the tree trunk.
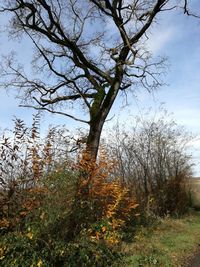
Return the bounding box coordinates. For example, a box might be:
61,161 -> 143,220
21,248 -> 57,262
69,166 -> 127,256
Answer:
86,78 -> 123,161
86,118 -> 104,161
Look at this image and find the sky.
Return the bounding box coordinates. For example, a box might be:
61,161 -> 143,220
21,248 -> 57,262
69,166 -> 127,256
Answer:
0,1 -> 200,175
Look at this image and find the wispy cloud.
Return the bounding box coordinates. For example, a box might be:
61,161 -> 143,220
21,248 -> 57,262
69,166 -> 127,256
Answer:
147,27 -> 176,54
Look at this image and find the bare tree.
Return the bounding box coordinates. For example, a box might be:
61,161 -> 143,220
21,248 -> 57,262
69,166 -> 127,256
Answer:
0,0 -> 198,160
107,112 -> 193,215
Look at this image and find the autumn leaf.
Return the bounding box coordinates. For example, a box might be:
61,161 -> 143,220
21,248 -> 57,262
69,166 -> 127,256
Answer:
37,259 -> 43,267
26,232 -> 33,240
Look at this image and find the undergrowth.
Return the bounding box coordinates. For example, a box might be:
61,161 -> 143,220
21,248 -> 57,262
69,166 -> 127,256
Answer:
0,115 -> 192,266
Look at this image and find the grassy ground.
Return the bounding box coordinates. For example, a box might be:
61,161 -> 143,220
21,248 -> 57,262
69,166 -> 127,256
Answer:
122,211 -> 200,267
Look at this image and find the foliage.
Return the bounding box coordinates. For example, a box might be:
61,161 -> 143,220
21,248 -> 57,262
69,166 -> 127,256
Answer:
0,162 -> 124,267
69,149 -> 139,244
0,117 -> 137,266
190,178 -> 200,209
0,114 -> 75,232
0,114 -> 194,266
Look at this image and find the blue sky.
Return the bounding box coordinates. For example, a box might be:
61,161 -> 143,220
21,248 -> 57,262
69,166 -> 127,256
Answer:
0,3 -> 200,175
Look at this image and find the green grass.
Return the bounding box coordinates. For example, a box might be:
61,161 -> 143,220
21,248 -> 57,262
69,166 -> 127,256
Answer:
122,211 -> 200,267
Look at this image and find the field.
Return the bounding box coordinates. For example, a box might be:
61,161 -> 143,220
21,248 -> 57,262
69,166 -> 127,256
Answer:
123,211 -> 200,267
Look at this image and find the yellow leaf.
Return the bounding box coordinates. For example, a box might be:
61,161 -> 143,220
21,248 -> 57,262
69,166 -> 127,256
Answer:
102,226 -> 107,233
40,212 -> 45,220
37,259 -> 43,267
20,211 -> 28,217
95,231 -> 100,240
60,250 -> 64,256
26,232 -> 33,240
0,218 -> 10,228
130,203 -> 139,209
135,213 -> 140,217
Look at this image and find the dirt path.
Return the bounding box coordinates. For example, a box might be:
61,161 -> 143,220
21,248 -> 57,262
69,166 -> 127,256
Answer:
187,248 -> 200,267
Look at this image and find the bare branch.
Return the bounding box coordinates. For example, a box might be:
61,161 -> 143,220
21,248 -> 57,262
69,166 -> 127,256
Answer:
19,104 -> 89,124
0,0 -> 199,159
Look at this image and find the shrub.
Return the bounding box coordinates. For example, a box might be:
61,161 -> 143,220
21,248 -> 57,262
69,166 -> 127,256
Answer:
0,135 -> 137,266
67,149 -> 139,245
107,111 -> 193,217
0,113 -> 193,266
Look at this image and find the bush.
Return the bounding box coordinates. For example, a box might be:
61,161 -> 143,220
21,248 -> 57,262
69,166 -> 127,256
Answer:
107,111 -> 193,217
1,147 -> 136,266
0,230 -> 123,267
67,150 -> 139,244
0,114 -> 193,266
151,174 -> 190,216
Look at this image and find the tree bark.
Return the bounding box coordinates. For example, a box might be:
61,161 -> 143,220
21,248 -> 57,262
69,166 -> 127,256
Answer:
86,77 -> 122,161
86,118 -> 104,161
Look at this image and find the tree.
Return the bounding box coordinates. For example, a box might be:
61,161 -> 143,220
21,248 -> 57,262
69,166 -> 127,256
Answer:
107,112 -> 193,215
0,0 -> 198,160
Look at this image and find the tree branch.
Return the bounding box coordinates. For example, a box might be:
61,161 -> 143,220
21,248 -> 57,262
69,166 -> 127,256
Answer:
19,104 -> 89,124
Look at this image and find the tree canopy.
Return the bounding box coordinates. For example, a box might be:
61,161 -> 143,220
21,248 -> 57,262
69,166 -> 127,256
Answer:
0,0 -> 198,159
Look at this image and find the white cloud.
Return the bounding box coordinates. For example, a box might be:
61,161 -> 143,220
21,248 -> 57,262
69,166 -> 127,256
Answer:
147,27 -> 176,54
169,107 -> 200,132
